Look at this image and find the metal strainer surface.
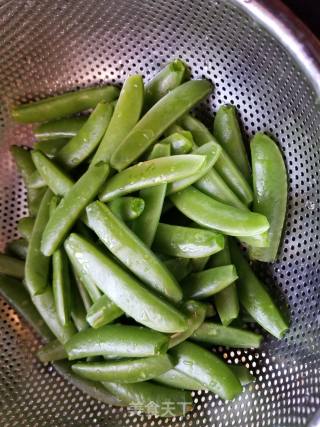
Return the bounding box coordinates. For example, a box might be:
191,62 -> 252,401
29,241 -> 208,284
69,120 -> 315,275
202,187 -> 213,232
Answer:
0,0 -> 320,426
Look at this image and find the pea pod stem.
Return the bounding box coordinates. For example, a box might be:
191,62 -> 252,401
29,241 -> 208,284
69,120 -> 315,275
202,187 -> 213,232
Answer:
86,294 -> 124,329
34,117 -> 87,140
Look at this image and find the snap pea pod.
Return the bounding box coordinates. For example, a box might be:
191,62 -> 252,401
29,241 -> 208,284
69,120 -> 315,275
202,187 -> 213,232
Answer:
230,365 -> 255,386
71,259 -> 102,303
190,256 -> 209,272
52,247 -> 72,327
109,197 -> 145,222
209,238 -> 239,326
17,216 -> 35,240
25,189 -> 53,295
144,59 -> 189,110
166,141 -> 222,195
85,201 -> 182,302
28,170 -> 46,189
72,354 -> 173,383
65,234 -> 188,333
41,162 -> 109,256
153,223 -> 224,258
10,146 -> 35,184
57,102 -> 113,169
161,132 -> 193,154
99,154 -> 206,202
178,114 -> 253,205
155,368 -> 203,390
163,258 -> 192,281
132,143 -> 170,247
181,265 -> 238,299
5,238 -> 28,260
34,138 -> 69,158
28,187 -> 47,216
169,300 -> 206,349
86,295 -> 124,329
72,269 -> 92,311
91,75 -> 143,165
65,324 -> 169,360
249,133 -> 288,262
102,381 -> 193,417
31,150 -> 74,196
229,239 -> 288,338
0,254 -> 25,279
34,117 -> 87,140
205,303 -> 216,318
37,339 -> 68,363
111,80 -> 212,170
170,341 -> 242,400
170,186 -> 269,237
191,322 -> 263,348
213,105 -> 251,182
71,282 -> 89,332
12,85 -> 120,123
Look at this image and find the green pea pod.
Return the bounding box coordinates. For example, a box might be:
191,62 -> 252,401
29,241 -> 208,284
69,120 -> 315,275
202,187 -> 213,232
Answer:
132,143 -> 170,247
17,216 -> 35,240
161,132 -> 193,154
111,80 -> 212,170
181,265 -> 238,299
205,303 -> 216,318
166,141 -> 222,195
12,85 -> 120,123
153,223 -> 224,258
86,295 -> 124,329
41,162 -> 109,256
32,150 -> 74,196
100,154 -> 206,202
178,114 -> 253,205
170,186 -> 269,237
85,201 -> 182,302
239,233 -> 270,248
72,354 -> 173,383
249,133 -> 288,261
37,339 -> 68,363
10,146 -> 35,184
34,117 -> 87,140
190,256 -> 209,272
144,59 -> 189,110
5,238 -> 28,260
52,247 -> 72,327
34,138 -> 69,158
28,170 -> 46,189
25,189 -> 53,295
65,234 -> 188,333
109,197 -> 145,222
0,254 -> 25,279
57,102 -> 113,169
170,341 -> 242,400
155,368 -> 203,390
71,260 -> 102,303
91,75 -> 143,165
213,105 -> 251,182
169,300 -> 206,349
72,269 -> 92,311
229,239 -> 288,338
28,186 -> 47,216
102,381 -> 193,417
230,365 -> 255,386
71,282 -> 89,332
65,324 -> 169,360
163,258 -> 192,281
209,238 -> 239,326
191,322 -> 263,348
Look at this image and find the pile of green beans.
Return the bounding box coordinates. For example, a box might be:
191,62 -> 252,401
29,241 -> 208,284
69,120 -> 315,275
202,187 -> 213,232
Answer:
1,60 -> 289,417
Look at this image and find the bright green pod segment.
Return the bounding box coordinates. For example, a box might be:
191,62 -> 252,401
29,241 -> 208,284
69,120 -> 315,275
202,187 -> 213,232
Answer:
34,138 -> 69,158
170,341 -> 242,400
190,256 -> 209,273
28,170 -> 46,189
91,75 -> 144,165
230,365 -> 255,386
64,234 -> 188,333
0,254 -> 25,279
213,105 -> 251,182
10,146 -> 36,184
132,143 -> 170,247
34,117 -> 87,140
72,354 -> 173,383
57,101 -> 113,169
71,259 -> 102,303
17,216 -> 35,241
52,247 -> 72,327
191,322 -> 263,348
170,186 -> 269,237
70,283 -> 89,332
86,295 -> 124,329
28,187 -> 47,216
31,150 -> 74,196
41,162 -> 110,256
163,258 -> 192,282
108,197 -> 145,222
102,381 -> 193,417
72,269 -> 92,311
153,223 -> 224,259
161,132 -> 193,154
144,59 -> 189,110
12,85 -> 120,123
65,324 -> 170,360
155,368 -> 203,390
249,133 -> 288,262
111,80 -> 213,171
229,239 -> 289,339
99,154 -> 206,202
181,265 -> 238,299
85,201 -> 183,303
5,238 -> 28,260
37,339 -> 68,363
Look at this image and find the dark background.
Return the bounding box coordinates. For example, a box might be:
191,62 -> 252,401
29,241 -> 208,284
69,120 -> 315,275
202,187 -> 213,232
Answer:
283,0 -> 319,38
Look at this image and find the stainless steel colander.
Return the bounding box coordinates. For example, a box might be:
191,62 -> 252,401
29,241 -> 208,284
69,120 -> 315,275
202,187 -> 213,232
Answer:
1,0 -> 320,426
